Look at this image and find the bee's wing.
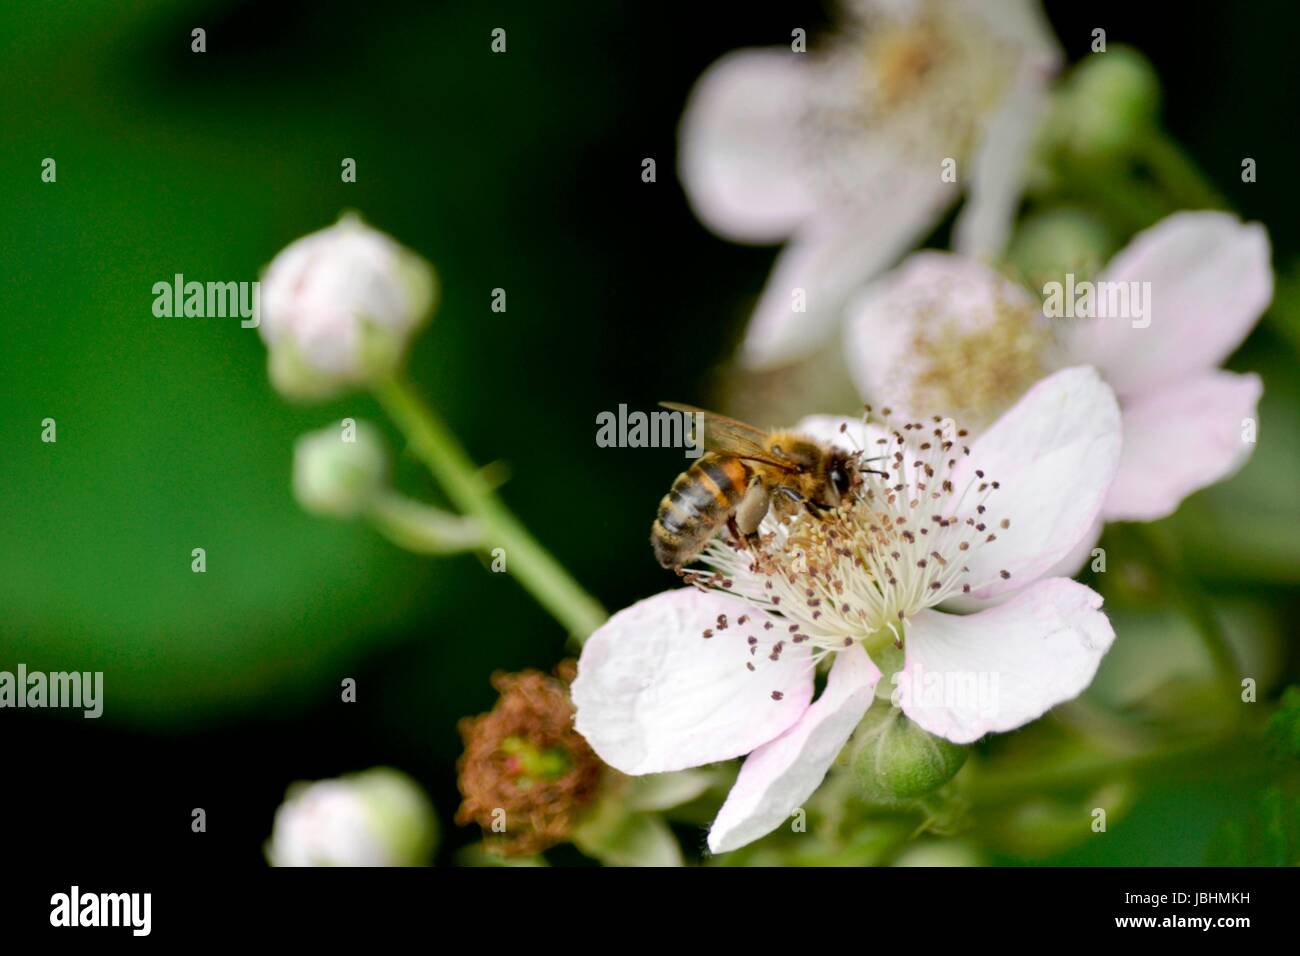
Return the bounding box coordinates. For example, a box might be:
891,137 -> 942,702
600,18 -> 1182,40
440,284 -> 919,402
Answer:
659,402 -> 796,471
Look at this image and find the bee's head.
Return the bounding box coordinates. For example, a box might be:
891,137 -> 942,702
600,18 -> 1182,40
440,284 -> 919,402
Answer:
772,434 -> 857,509
826,450 -> 857,505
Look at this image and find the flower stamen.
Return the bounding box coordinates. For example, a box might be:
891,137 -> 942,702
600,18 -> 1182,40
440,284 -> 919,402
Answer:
693,410 -> 1013,667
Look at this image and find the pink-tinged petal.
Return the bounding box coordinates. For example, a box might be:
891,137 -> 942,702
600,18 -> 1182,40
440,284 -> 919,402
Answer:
1103,370 -> 1263,522
954,366 -> 1121,599
677,48 -> 819,243
944,517 -> 1104,614
1066,212 -> 1272,396
739,189 -> 952,369
708,645 -> 880,854
899,579 -> 1115,744
1042,516 -> 1104,580
844,252 -> 1045,422
953,70 -> 1051,260
572,589 -> 813,775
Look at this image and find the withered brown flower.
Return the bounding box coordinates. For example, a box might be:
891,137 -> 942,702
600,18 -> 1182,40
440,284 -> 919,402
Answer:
455,661 -> 602,856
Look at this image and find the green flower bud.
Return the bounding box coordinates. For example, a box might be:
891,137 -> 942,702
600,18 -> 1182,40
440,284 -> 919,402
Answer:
1008,207 -> 1114,288
849,705 -> 968,804
265,767 -> 438,867
292,419 -> 388,518
1053,45 -> 1160,160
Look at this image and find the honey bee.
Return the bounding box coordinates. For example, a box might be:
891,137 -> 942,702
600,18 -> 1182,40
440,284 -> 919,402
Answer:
650,403 -> 859,569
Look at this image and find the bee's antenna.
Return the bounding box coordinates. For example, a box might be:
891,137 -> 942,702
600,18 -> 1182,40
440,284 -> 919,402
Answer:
859,455 -> 889,479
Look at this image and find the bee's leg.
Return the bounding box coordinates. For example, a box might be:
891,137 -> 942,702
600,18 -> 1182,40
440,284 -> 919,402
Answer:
726,514 -> 743,545
777,486 -> 830,517
735,481 -> 770,551
726,514 -> 759,556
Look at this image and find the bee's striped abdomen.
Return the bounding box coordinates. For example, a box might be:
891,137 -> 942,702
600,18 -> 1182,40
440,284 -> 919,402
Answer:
651,454 -> 749,568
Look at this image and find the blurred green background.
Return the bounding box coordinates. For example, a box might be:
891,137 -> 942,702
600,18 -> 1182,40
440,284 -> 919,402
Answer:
1,0 -> 1296,866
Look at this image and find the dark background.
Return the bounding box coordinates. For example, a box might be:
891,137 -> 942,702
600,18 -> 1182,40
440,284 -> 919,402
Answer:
1,0 -> 1296,867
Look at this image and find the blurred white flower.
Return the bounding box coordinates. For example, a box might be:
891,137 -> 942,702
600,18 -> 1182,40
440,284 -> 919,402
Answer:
573,368 -> 1120,853
678,0 -> 1060,368
259,215 -> 436,399
845,211 -> 1273,523
265,768 -> 438,867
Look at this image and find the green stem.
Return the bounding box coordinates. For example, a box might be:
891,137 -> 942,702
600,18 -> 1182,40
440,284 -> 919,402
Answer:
372,373 -> 608,642
1138,127 -> 1230,210
367,491 -> 483,555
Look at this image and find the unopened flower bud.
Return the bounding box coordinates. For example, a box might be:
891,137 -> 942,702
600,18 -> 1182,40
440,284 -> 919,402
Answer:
1008,207 -> 1113,287
1052,45 -> 1160,160
849,705 -> 968,804
259,214 -> 437,400
265,767 -> 438,867
292,419 -> 388,518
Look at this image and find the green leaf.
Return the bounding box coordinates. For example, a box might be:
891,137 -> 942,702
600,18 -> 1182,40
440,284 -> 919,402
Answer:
572,812 -> 683,868
623,769 -> 717,813
1206,786 -> 1300,866
1266,687 -> 1300,761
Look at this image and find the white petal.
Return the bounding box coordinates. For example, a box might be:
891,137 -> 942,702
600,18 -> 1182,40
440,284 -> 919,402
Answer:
739,190 -> 951,369
843,252 -> 1043,421
1104,370 -> 1263,522
1066,212 -> 1272,396
963,0 -> 1063,70
677,48 -> 819,243
899,578 -> 1115,744
954,366 -> 1121,599
572,589 -> 813,775
708,645 -> 880,854
953,68 -> 1051,260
